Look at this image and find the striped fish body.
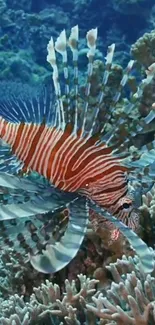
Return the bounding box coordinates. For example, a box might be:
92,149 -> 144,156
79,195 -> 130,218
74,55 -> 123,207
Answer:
1,118 -> 129,203
0,117 -> 141,245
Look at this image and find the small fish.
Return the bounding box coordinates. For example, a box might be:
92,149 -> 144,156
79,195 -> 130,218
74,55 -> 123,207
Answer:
0,26 -> 154,274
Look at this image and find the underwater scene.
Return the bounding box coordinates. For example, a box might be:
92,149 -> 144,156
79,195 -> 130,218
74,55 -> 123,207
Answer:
1,0 -> 155,324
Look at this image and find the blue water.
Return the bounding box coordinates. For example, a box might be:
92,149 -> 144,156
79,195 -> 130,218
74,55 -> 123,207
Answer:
0,0 -> 154,84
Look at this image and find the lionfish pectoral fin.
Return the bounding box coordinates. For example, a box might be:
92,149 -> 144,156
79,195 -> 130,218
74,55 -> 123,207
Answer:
0,144 -> 24,174
0,190 -> 79,260
0,212 -> 52,255
90,201 -> 154,273
0,186 -> 77,221
0,171 -> 47,192
0,200 -> 52,221
29,197 -> 89,273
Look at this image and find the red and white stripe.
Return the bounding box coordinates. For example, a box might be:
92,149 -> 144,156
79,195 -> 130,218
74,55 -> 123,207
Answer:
0,119 -> 131,220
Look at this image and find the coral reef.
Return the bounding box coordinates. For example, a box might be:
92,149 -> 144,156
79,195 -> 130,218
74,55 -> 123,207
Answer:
0,254 -> 155,324
0,3 -> 70,82
87,254 -> 155,324
130,31 -> 155,118
131,30 -> 155,67
139,183 -> 155,247
0,0 -> 154,83
0,274 -> 99,324
0,248 -> 51,299
6,0 -> 32,12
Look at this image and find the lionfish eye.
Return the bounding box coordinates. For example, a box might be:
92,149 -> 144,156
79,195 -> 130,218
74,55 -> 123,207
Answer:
122,202 -> 130,209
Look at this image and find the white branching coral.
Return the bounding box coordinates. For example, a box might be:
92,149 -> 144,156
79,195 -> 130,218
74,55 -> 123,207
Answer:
140,184 -> 155,219
0,275 -> 98,325
87,254 -> 155,324
0,255 -> 155,325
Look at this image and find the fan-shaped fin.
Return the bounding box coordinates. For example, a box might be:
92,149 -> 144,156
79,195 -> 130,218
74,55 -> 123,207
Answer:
0,172 -> 46,192
0,210 -> 66,256
0,186 -> 77,221
29,196 -> 88,273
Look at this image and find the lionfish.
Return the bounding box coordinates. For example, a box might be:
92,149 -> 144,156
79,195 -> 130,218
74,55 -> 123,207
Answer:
0,26 -> 154,274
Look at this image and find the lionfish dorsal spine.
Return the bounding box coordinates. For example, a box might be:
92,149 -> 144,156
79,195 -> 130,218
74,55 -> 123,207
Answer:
81,28 -> 98,137
55,29 -> 70,123
47,26 -> 100,138
100,58 -> 135,135
68,25 -> 79,135
103,43 -> 115,86
47,36 -> 65,130
92,44 -> 116,137
113,59 -> 135,104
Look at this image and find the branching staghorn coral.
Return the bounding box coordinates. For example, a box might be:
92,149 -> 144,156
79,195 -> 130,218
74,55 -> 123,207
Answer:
139,183 -> 155,247
0,274 -> 98,325
87,254 -> 155,324
140,183 -> 155,220
1,254 -> 155,325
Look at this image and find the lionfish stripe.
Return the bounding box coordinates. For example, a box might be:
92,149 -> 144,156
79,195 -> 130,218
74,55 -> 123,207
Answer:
28,126 -> 49,167
23,125 -> 46,166
90,201 -> 154,273
3,122 -> 12,143
41,129 -> 63,177
51,133 -> 77,182
31,126 -> 54,171
29,197 -> 88,273
63,160 -> 127,192
16,123 -> 32,157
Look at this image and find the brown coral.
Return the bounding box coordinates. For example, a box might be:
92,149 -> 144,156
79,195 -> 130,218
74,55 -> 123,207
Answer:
131,30 -> 155,67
